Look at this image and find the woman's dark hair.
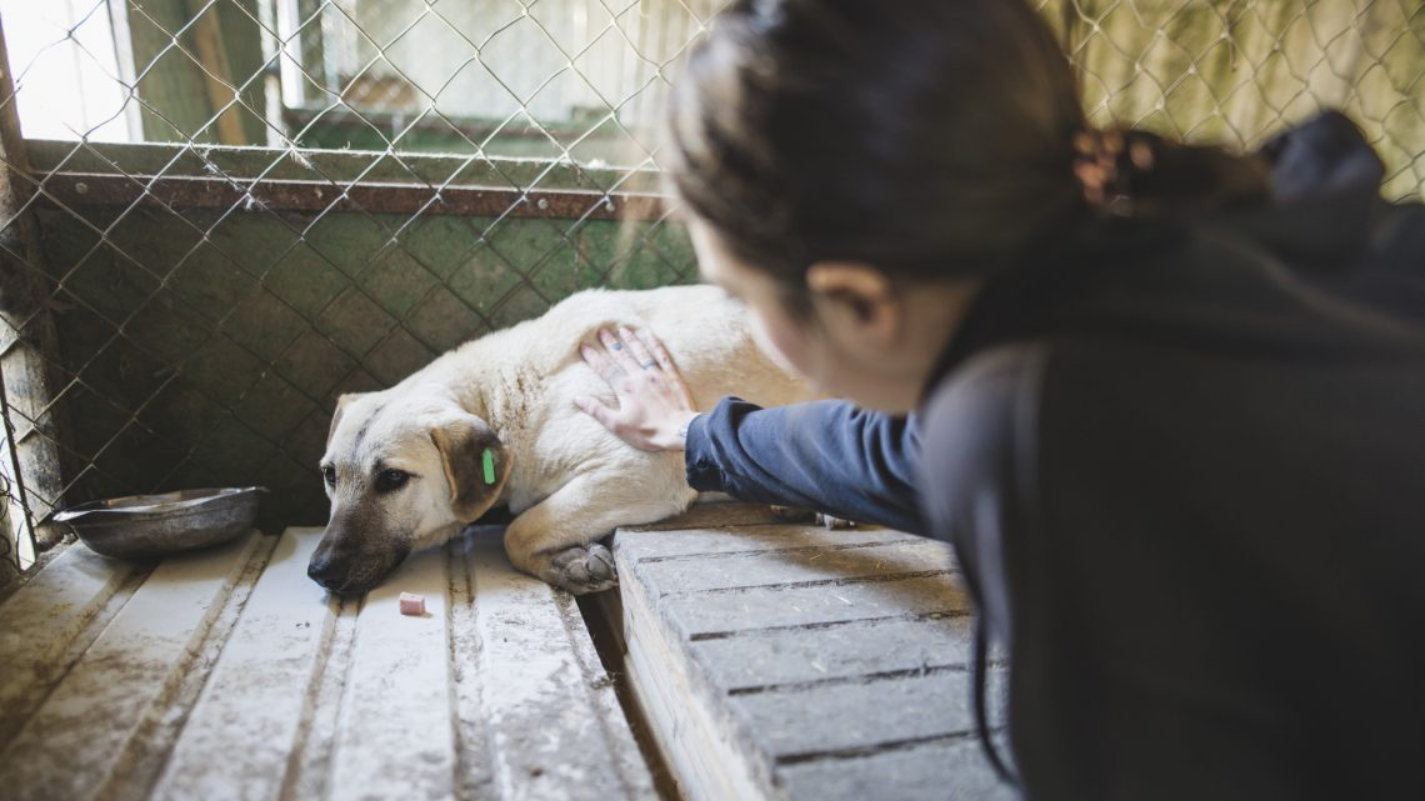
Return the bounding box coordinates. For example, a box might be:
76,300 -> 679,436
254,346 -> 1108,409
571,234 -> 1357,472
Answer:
664,0 -> 1270,290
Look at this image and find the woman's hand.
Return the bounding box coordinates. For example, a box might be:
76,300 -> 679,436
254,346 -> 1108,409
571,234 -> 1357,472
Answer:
574,326 -> 700,452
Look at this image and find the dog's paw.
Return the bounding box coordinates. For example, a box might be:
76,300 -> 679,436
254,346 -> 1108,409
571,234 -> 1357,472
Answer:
544,542 -> 618,595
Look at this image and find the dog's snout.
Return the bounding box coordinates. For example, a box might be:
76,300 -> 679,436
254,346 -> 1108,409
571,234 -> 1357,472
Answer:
307,550 -> 350,589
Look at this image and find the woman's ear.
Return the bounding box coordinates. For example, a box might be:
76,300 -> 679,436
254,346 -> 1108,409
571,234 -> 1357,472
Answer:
805,262 -> 902,346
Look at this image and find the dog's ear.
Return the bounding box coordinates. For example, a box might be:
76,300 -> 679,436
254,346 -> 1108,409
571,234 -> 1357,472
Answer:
326,393 -> 364,449
429,415 -> 511,523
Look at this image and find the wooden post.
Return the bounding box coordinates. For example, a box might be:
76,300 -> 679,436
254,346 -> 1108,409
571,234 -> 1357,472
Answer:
126,0 -> 266,145
0,468 -> 17,584
125,0 -> 213,141
0,12 -> 76,556
188,1 -> 249,145
199,0 -> 269,146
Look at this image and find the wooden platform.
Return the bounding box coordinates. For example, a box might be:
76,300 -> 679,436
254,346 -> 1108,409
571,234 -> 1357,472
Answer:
2,503 -> 1015,801
605,501 -> 1015,801
0,527 -> 654,801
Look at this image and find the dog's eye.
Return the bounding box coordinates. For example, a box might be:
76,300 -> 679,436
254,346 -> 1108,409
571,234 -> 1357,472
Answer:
322,465 -> 336,487
375,469 -> 411,493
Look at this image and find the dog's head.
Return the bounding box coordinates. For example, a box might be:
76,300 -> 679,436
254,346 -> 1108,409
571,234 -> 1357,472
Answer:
308,390 -> 512,594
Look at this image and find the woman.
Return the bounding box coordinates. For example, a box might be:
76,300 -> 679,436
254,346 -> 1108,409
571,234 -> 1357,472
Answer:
574,1 -> 1425,797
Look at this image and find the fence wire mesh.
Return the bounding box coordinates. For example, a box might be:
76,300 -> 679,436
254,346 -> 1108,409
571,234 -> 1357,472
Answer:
0,0 -> 1421,573
1042,0 -> 1425,201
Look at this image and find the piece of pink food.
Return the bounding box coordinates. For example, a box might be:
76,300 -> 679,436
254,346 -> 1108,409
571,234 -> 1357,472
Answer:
399,592 -> 426,616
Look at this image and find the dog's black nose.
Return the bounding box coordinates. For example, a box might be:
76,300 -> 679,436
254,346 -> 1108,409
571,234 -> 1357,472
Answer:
307,553 -> 348,589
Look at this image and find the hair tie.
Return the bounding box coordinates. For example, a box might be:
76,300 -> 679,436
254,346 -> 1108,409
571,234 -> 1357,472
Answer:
1073,128 -> 1155,216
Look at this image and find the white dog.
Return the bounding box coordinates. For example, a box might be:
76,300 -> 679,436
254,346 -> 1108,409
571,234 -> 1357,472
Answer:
310,285 -> 807,595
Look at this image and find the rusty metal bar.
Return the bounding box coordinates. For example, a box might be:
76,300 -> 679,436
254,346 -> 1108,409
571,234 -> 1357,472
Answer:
38,172 -> 669,221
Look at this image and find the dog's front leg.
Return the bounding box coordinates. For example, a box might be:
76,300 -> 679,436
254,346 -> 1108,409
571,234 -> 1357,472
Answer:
503,473 -> 690,594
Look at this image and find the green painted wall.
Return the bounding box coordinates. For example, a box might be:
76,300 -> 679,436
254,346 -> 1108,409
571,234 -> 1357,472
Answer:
34,188 -> 694,530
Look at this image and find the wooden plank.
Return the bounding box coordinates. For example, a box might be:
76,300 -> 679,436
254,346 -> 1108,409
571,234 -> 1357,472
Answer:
617,543 -> 778,801
0,531 -> 261,801
278,585 -> 361,801
777,738 -> 1017,801
623,500 -> 790,532
463,526 -> 656,801
609,520 -> 1015,801
122,0 -> 266,146
188,0 -> 247,145
93,532 -> 282,801
210,0 -> 268,146
446,531 -> 497,801
728,672 -> 979,761
0,545 -> 141,746
616,523 -> 920,563
0,501 -> 18,585
327,544 -> 456,801
661,574 -> 971,638
689,615 -> 974,691
0,525 -> 660,801
151,528 -> 332,801
125,0 -> 218,143
633,539 -> 954,598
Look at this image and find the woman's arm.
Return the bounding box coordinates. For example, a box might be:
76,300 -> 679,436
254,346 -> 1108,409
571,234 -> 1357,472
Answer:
686,396 -> 923,533
574,327 -> 923,534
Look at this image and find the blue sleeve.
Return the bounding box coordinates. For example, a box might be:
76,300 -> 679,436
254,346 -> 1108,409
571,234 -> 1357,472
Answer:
683,397 -> 924,534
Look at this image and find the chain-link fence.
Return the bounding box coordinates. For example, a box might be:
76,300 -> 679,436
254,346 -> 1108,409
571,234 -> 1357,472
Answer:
1043,0 -> 1425,201
0,0 -> 1422,577
0,0 -> 724,570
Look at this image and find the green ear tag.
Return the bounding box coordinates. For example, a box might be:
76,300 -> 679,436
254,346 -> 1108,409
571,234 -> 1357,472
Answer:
482,448 -> 496,485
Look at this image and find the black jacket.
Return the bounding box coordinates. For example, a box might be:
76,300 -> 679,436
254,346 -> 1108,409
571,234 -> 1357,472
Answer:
685,111 -> 1425,799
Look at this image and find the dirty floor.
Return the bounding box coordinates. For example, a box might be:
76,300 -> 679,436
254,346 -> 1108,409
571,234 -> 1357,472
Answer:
0,503 -> 1014,801
0,526 -> 653,801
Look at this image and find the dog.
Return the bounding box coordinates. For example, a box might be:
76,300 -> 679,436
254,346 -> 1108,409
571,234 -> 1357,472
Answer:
309,285 -> 808,595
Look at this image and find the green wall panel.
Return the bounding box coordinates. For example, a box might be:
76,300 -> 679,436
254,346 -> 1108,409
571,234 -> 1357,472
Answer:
35,201 -> 697,530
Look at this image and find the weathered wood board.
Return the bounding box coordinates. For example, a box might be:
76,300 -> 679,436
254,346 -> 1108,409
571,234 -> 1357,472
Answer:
0,526 -> 654,801
612,501 -> 1015,801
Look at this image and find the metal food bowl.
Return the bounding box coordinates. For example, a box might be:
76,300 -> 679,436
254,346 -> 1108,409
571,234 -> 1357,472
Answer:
53,487 -> 267,559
